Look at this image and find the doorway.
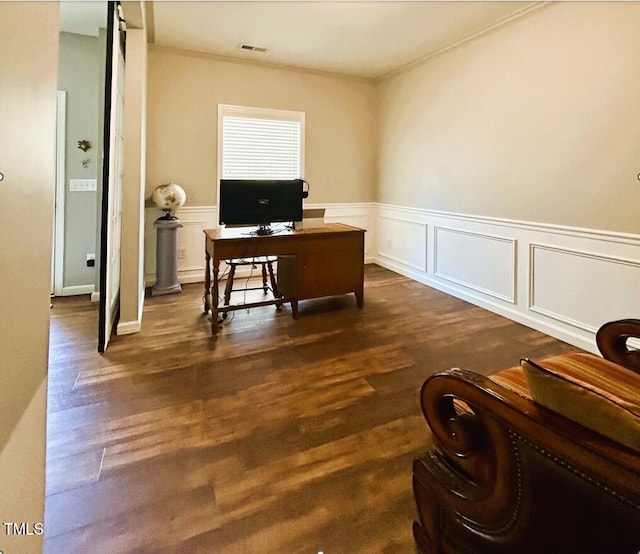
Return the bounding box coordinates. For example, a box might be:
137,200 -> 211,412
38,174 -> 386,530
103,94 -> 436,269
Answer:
54,2 -> 108,300
55,0 -> 125,352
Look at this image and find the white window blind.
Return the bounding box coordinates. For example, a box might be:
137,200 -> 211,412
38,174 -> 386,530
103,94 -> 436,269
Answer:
221,114 -> 302,179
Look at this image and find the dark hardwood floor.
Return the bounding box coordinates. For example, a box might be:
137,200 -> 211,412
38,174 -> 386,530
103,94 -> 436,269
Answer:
44,265 -> 579,553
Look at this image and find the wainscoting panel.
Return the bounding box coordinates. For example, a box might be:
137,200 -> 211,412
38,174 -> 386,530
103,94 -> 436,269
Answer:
140,202 -> 640,352
307,202 -> 375,262
144,203 -> 375,286
375,204 -> 640,353
433,227 -> 516,303
377,214 -> 426,272
530,243 -> 640,333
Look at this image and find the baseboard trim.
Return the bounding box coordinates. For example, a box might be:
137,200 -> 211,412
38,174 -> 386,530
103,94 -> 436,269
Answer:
60,284 -> 94,297
145,269 -> 204,287
374,256 -> 599,355
115,283 -> 146,336
116,319 -> 141,335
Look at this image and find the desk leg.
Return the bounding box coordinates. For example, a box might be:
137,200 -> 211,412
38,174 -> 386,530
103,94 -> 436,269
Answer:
291,300 -> 299,320
211,260 -> 220,334
356,267 -> 365,308
204,250 -> 211,314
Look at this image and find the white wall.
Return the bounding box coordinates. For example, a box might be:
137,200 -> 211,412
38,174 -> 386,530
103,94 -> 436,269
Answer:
57,32 -> 101,291
143,46 -> 378,290
0,3 -> 59,552
376,2 -> 640,353
140,3 -> 640,357
146,46 -> 378,206
378,2 -> 640,235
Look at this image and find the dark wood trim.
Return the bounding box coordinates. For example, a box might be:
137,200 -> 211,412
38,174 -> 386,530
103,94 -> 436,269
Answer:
97,0 -> 116,353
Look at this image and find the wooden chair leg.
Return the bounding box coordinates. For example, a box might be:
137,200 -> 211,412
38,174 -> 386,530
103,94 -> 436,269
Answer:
223,265 -> 235,306
261,262 -> 268,293
267,262 -> 282,307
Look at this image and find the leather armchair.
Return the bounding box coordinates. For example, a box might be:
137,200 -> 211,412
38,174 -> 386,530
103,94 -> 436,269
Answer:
412,320 -> 640,553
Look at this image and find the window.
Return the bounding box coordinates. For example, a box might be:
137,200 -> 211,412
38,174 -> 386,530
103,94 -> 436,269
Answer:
218,104 -> 305,180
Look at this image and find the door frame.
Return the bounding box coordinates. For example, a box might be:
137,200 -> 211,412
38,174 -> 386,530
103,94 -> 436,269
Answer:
52,90 -> 66,296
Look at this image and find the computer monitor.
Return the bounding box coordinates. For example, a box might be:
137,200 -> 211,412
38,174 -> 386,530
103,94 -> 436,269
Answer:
219,179 -> 304,234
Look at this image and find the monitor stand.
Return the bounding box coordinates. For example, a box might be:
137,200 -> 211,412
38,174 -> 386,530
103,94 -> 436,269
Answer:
254,224 -> 273,236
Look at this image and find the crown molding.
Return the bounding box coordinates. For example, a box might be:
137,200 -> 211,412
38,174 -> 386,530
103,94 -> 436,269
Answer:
378,2 -> 551,82
149,43 -> 376,84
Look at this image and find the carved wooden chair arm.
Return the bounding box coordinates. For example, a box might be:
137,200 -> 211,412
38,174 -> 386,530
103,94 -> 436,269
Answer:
417,369 -> 526,529
414,366 -> 640,554
596,318 -> 640,373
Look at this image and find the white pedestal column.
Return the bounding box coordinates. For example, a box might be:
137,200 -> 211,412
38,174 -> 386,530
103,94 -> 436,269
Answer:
152,217 -> 183,296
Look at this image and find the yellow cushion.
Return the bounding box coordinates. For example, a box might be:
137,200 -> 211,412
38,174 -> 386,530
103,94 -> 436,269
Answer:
521,353 -> 640,452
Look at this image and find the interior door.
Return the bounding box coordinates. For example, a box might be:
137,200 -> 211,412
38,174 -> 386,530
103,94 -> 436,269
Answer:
98,1 -> 125,352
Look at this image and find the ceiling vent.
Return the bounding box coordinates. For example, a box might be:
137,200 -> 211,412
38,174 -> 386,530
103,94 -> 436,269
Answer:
240,43 -> 267,53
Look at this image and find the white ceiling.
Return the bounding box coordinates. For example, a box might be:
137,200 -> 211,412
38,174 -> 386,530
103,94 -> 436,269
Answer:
151,1 -> 538,80
59,1 -> 539,80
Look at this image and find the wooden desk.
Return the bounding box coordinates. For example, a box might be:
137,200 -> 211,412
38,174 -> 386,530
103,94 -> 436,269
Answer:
203,223 -> 365,334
